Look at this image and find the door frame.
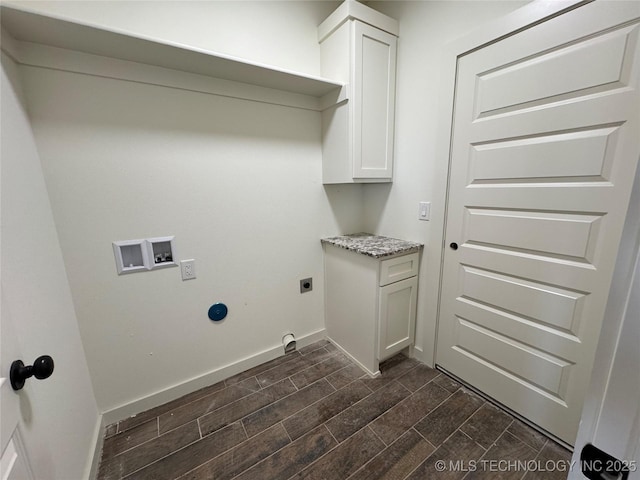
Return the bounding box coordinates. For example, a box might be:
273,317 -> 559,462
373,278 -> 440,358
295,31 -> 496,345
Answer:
421,0 -> 590,367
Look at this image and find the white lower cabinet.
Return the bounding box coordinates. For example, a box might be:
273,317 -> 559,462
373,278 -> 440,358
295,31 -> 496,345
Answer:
379,276 -> 418,360
323,244 -> 419,376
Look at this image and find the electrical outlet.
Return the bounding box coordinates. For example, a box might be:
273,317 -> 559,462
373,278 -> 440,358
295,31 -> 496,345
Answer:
181,259 -> 196,280
300,278 -> 312,293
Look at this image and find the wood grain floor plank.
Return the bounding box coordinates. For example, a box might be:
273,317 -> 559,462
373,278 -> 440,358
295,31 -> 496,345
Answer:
97,342 -> 571,480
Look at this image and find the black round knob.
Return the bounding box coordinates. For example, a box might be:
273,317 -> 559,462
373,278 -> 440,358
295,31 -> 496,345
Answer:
32,355 -> 54,380
303,282 -> 311,289
450,242 -> 459,250
10,355 -> 55,390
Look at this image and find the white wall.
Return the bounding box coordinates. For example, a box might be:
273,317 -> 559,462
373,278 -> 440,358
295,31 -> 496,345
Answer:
14,1 -> 365,415
1,52 -> 100,480
7,0 -> 528,421
363,1 -> 528,362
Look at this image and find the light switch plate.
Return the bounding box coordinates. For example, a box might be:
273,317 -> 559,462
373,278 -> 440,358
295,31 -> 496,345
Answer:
418,201 -> 431,221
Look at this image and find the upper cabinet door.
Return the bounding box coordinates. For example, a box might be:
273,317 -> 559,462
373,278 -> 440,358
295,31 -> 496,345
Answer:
352,21 -> 397,180
318,1 -> 398,184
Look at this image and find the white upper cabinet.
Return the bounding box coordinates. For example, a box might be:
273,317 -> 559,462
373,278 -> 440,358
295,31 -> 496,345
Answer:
319,2 -> 398,184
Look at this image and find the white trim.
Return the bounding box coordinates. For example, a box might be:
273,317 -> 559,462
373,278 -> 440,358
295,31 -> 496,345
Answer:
424,0 -> 589,367
318,1 -> 399,43
101,329 -> 326,426
411,345 -> 425,363
327,336 -> 381,378
85,415 -> 105,480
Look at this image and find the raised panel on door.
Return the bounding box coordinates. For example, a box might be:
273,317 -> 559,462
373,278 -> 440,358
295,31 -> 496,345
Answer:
437,2 -> 640,445
1,431 -> 33,480
378,276 -> 417,360
474,24 -> 634,118
352,21 -> 396,180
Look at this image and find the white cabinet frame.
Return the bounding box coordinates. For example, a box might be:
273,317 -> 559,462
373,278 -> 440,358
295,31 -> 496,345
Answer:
323,243 -> 419,376
319,2 -> 398,184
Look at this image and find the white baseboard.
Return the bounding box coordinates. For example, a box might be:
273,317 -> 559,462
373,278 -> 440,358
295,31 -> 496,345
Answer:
327,336 -> 380,378
411,345 -> 430,365
85,414 -> 105,480
101,328 -> 326,426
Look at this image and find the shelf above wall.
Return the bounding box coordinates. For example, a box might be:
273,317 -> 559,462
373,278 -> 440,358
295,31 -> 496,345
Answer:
0,5 -> 345,109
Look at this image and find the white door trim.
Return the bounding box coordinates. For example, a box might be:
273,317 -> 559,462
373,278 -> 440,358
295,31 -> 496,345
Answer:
421,0 -> 589,367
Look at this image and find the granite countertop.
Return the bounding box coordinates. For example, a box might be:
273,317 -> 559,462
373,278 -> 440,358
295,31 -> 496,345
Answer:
321,233 -> 423,259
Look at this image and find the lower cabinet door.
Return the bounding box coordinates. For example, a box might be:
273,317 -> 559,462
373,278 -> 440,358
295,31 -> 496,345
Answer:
378,276 -> 417,360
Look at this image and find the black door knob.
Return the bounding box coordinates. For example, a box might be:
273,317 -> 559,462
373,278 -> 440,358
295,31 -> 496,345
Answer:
10,355 -> 54,391
450,242 -> 459,250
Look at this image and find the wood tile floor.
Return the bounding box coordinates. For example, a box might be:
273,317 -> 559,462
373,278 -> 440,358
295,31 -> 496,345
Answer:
97,340 -> 572,480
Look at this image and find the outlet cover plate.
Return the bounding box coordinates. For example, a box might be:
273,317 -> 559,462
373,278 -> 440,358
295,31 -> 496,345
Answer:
181,259 -> 196,280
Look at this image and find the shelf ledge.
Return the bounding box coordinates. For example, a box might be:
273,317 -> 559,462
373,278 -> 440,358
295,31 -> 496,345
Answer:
0,5 -> 344,104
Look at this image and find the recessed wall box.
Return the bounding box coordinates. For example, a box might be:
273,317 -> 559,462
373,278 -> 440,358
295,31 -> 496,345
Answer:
113,239 -> 148,275
113,236 -> 178,275
147,236 -> 177,270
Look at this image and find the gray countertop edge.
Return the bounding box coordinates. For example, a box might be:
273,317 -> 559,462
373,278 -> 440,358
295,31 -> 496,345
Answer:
321,233 -> 424,259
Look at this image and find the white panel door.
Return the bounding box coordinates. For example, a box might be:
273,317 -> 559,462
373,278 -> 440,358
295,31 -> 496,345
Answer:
1,290 -> 34,480
437,2 -> 640,445
1,434 -> 32,480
